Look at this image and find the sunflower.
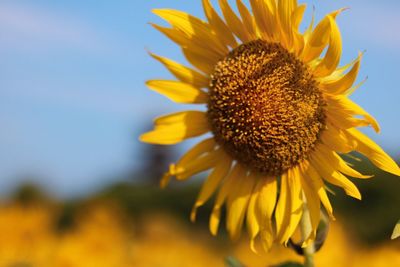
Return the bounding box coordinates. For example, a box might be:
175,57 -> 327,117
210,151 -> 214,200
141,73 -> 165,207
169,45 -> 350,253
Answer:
140,0 -> 400,252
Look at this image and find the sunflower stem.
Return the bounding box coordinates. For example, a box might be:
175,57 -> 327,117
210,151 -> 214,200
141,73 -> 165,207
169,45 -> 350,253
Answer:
300,199 -> 315,267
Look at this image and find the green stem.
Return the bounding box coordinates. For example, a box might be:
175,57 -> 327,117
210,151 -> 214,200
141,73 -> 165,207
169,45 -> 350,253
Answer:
300,200 -> 315,267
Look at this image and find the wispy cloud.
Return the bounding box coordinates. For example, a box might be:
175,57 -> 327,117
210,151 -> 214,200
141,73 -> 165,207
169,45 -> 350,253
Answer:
0,2 -> 108,52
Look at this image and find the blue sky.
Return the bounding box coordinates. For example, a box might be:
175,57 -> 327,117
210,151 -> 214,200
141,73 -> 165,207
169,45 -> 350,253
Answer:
1,0 -> 399,197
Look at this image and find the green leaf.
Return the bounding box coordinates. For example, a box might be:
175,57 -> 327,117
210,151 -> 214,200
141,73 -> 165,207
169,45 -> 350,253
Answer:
391,219 -> 400,240
225,256 -> 244,267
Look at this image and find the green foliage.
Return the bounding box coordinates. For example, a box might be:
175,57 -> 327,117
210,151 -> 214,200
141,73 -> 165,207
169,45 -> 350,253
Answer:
13,183 -> 50,205
97,182 -> 212,222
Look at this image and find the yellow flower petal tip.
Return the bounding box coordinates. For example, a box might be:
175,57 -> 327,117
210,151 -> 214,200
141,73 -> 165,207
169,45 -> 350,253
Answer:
138,133 -> 153,144
190,205 -> 199,223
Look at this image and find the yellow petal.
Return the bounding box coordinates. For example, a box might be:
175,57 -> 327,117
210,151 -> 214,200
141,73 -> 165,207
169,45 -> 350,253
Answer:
319,52 -> 362,95
303,5 -> 315,42
275,167 -> 303,245
259,222 -> 275,252
182,47 -> 215,74
321,124 -> 356,153
346,76 -> 368,96
150,23 -> 189,47
391,220 -> 400,240
277,0 -> 297,50
219,0 -> 251,43
313,16 -> 342,77
160,169 -> 173,188
275,172 -> 290,243
311,150 -> 362,200
326,95 -> 380,133
327,109 -> 370,131
249,0 -> 277,41
191,153 -> 232,221
291,4 -> 306,55
175,148 -> 225,180
299,160 -> 320,243
209,163 -> 243,235
177,138 -> 216,167
161,138 -> 216,187
301,9 -> 343,63
202,0 -> 237,48
226,171 -> 256,241
319,53 -> 361,82
345,129 -> 400,176
151,23 -> 220,65
153,9 -> 228,56
236,0 -> 257,39
149,53 -> 209,88
140,111 -> 209,145
146,80 -> 208,104
316,144 -> 373,179
305,162 -> 334,219
299,192 -> 318,245
292,3 -> 305,29
257,176 -> 278,250
258,177 -> 278,225
279,166 -> 303,245
246,179 -> 262,245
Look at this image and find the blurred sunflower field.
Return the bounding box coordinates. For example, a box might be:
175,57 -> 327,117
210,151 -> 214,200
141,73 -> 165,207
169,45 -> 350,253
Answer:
0,158 -> 398,267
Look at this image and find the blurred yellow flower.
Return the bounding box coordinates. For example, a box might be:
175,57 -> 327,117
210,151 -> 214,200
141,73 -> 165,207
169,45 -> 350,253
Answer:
0,203 -> 56,267
141,0 -> 400,252
131,214 -> 224,267
53,203 -> 132,267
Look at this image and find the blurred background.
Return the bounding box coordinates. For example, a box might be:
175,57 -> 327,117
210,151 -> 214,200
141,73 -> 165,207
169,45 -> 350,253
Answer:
0,0 -> 399,266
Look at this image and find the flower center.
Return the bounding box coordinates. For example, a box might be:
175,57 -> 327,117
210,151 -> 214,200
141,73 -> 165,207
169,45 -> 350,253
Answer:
208,40 -> 326,176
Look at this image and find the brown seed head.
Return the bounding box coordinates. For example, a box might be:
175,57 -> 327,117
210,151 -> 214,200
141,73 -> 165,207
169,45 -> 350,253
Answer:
208,40 -> 326,176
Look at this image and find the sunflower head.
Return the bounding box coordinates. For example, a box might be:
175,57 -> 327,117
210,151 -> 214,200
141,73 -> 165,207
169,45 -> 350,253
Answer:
141,0 -> 400,252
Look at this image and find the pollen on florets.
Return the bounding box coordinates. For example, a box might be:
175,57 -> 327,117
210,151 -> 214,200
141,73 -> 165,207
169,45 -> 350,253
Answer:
207,39 -> 326,176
